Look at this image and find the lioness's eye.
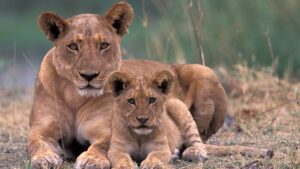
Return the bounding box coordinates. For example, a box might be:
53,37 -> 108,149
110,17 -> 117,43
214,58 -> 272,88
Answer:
99,42 -> 110,50
68,43 -> 79,51
149,97 -> 157,104
127,98 -> 135,105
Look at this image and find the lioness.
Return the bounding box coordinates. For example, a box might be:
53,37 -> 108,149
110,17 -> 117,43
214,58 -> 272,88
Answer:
107,70 -> 207,168
28,2 -> 227,168
28,2 -> 134,168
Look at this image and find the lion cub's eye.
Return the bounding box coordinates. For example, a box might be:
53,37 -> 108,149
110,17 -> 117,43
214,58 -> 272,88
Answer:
99,42 -> 110,50
68,43 -> 79,51
149,97 -> 157,104
127,98 -> 136,105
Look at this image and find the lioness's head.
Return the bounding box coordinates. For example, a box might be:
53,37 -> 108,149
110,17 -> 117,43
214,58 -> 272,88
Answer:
39,2 -> 133,97
108,70 -> 174,135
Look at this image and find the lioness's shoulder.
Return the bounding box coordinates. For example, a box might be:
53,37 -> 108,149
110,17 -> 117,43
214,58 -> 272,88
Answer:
36,48 -> 57,93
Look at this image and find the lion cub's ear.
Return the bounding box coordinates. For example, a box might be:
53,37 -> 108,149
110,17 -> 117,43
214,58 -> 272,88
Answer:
38,12 -> 68,42
108,71 -> 131,96
152,70 -> 174,94
105,2 -> 134,36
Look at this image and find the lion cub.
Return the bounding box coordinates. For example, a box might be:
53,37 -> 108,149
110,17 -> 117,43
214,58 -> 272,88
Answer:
107,70 -> 207,168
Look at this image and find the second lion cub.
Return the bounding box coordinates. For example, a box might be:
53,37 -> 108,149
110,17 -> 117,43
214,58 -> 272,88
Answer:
107,70 -> 207,168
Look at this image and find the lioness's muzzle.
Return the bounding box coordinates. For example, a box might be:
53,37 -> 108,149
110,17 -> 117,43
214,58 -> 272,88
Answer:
79,70 -> 100,82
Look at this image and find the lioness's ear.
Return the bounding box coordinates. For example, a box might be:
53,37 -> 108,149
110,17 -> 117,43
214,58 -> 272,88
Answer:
105,2 -> 134,36
38,12 -> 68,41
108,71 -> 131,96
152,70 -> 174,94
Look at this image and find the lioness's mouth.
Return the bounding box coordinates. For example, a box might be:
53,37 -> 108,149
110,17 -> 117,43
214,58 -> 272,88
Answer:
137,125 -> 148,129
79,84 -> 101,90
78,84 -> 104,97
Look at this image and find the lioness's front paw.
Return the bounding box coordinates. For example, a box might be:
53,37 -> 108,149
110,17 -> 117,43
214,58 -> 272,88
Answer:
140,158 -> 171,169
75,151 -> 110,169
182,146 -> 207,162
31,151 -> 62,169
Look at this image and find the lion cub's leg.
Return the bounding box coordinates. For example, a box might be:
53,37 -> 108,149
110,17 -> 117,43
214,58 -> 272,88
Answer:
75,137 -> 111,169
108,126 -> 172,169
108,133 -> 136,169
74,105 -> 112,169
140,136 -> 173,169
165,98 -> 207,161
140,150 -> 173,169
108,149 -> 136,169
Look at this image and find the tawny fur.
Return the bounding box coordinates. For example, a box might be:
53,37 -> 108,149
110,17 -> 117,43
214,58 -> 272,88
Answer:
107,70 -> 207,169
106,69 -> 273,169
28,2 -> 229,169
173,64 -> 228,141
106,68 -> 273,169
119,60 -> 229,142
28,2 -> 133,169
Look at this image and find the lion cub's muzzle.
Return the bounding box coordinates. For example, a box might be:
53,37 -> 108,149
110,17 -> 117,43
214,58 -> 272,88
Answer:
132,115 -> 154,135
136,115 -> 149,125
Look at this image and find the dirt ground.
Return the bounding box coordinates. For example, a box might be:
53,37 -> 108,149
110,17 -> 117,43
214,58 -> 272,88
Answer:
0,65 -> 299,169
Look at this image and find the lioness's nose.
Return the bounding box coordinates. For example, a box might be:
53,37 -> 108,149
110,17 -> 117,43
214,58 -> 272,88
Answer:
136,116 -> 149,124
79,71 -> 99,81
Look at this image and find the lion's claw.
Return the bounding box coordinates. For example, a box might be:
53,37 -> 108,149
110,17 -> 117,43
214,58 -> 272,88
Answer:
75,151 -> 110,169
182,146 -> 207,162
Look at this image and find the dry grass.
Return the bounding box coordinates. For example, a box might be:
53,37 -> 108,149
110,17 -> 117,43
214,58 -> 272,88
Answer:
0,65 -> 299,169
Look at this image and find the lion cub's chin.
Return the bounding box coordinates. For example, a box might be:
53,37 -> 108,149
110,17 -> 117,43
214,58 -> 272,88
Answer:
133,128 -> 153,135
78,88 -> 104,97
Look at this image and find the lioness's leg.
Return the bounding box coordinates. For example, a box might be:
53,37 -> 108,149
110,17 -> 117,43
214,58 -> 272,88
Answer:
174,64 -> 227,141
28,92 -> 73,168
192,80 -> 227,141
28,127 -> 63,169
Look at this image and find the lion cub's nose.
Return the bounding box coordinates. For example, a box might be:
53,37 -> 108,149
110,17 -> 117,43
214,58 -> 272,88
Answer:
136,116 -> 149,124
79,71 -> 99,82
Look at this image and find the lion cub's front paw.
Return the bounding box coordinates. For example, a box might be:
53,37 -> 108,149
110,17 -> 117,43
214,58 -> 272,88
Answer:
31,151 -> 62,169
113,162 -> 136,169
75,151 -> 110,169
182,145 -> 207,162
140,157 -> 171,169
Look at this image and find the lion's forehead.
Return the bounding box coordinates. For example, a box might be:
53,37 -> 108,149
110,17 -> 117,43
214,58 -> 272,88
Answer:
134,76 -> 147,90
130,89 -> 158,105
132,90 -> 151,100
68,14 -> 114,38
69,14 -> 100,26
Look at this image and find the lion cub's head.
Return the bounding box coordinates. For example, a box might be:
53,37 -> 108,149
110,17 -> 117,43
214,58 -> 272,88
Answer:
39,2 -> 133,97
108,70 -> 174,135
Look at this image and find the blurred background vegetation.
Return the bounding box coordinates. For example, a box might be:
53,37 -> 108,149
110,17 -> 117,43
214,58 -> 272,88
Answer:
0,0 -> 299,88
